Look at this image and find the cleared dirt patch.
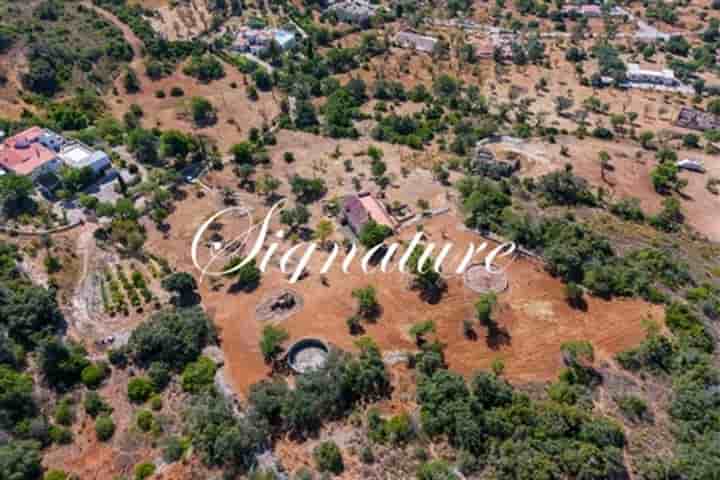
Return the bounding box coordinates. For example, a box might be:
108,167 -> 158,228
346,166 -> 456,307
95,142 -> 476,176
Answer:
146,197 -> 663,396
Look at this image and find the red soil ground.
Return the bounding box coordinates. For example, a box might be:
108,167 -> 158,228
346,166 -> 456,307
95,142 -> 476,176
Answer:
146,198 -> 663,397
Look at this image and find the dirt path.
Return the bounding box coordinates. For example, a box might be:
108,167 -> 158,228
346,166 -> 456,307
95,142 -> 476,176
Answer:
68,224 -> 99,337
82,2 -> 149,88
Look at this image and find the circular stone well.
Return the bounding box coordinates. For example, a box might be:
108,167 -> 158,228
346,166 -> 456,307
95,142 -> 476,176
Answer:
463,263 -> 509,294
287,338 -> 329,374
255,289 -> 304,322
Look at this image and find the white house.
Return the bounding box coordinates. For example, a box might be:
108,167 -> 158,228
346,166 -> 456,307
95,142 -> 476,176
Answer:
59,143 -> 112,174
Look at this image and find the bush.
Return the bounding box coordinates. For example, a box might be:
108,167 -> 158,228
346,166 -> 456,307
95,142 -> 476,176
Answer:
84,391 -> 112,417
616,394 -> 649,422
54,399 -> 74,426
81,362 -> 108,389
313,441 -> 344,475
134,462 -> 156,480
48,425 -> 73,444
417,460 -> 459,480
150,395 -> 163,411
170,86 -> 184,97
181,356 -> 217,393
44,470 -> 68,480
147,361 -> 171,391
136,409 -> 154,432
162,436 -> 186,463
127,377 -> 154,403
95,415 -> 115,441
183,55 -> 224,82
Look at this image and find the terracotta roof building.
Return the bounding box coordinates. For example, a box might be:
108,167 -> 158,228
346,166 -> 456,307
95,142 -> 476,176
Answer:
0,127 -> 62,178
342,192 -> 396,234
394,31 -> 439,53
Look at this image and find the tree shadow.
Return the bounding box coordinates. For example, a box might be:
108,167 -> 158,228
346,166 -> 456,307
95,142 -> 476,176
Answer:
485,321 -> 511,350
227,279 -> 260,294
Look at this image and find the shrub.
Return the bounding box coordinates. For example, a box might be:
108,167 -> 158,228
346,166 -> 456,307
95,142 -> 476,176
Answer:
48,425 -> 73,444
44,470 -> 68,480
162,436 -> 186,463
147,362 -> 171,391
54,399 -> 74,426
181,356 -> 217,393
136,409 -> 154,432
134,462 -> 156,480
313,441 -> 344,475
170,86 -> 184,97
616,394 -> 649,422
95,415 -> 115,441
84,391 -> 112,417
259,325 -> 289,364
150,395 -> 163,411
127,377 -> 154,403
81,362 -> 108,389
417,460 -> 459,480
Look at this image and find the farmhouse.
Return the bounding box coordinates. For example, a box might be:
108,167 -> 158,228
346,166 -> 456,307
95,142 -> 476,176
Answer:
625,63 -> 680,86
394,31 -> 439,53
232,27 -> 296,54
0,127 -> 62,180
675,106 -> 720,131
562,4 -> 603,16
328,0 -> 379,25
341,192 -> 396,234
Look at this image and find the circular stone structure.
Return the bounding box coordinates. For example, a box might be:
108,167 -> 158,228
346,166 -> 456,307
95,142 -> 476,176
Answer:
287,338 -> 329,374
463,263 -> 509,294
255,289 -> 304,322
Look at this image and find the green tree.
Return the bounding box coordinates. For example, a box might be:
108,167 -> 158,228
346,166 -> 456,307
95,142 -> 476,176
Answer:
475,292 -> 497,325
280,205 -> 311,233
352,285 -> 380,319
0,441 -> 43,480
259,325 -> 289,365
651,162 -> 686,194
127,377 -> 154,403
314,441 -> 344,475
230,141 -> 255,164
223,257 -> 262,292
123,67 -> 141,93
161,272 -> 199,307
0,174 -> 34,216
189,96 -> 216,127
127,306 -> 214,369
95,415 -> 115,441
127,129 -> 159,164
358,220 -> 392,248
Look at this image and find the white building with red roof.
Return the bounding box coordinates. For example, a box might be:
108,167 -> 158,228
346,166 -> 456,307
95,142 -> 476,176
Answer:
0,127 -> 62,179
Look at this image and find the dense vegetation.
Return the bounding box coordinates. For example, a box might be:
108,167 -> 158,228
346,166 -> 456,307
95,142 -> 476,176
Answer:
0,0 -> 134,96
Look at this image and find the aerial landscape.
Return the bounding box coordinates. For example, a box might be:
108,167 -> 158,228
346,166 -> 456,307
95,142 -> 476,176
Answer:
0,0 -> 720,478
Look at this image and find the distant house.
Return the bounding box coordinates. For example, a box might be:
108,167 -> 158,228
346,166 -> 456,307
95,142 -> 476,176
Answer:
59,143 -> 112,175
232,27 -> 296,54
676,159 -> 706,173
675,107 -> 720,131
341,192 -> 396,235
394,31 -> 439,54
329,0 -> 379,25
562,4 -> 603,16
625,63 -> 680,87
474,40 -> 496,59
0,127 -> 62,180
